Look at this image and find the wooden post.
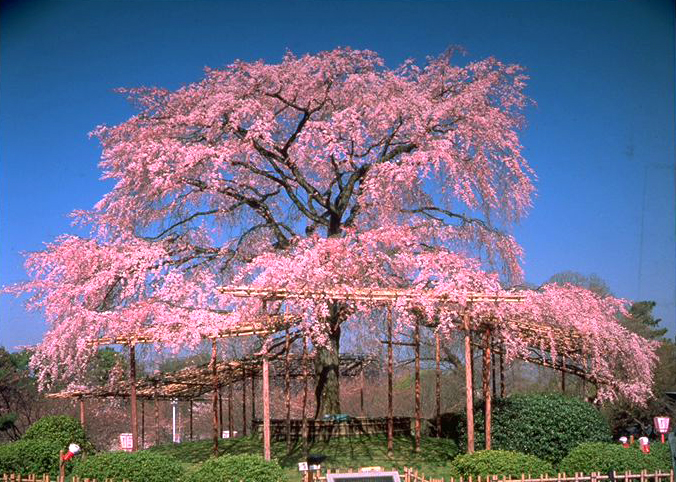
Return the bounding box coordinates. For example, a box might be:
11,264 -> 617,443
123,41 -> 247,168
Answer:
141,399 -> 145,448
189,400 -> 193,441
285,329 -> 291,450
463,312 -> 475,453
219,385 -> 223,437
242,367 -> 247,436
211,340 -> 219,456
414,318 -> 421,453
129,343 -> 138,452
301,336 -> 309,455
154,392 -> 160,446
387,306 -> 394,456
360,365 -> 365,416
492,352 -> 496,399
435,332 -> 441,437
79,398 -> 85,428
262,351 -> 271,461
228,378 -> 233,437
561,356 -> 566,393
499,350 -> 505,398
251,371 -> 256,422
482,328 -> 492,450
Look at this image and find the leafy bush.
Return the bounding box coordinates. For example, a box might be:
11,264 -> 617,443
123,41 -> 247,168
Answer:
22,415 -> 90,452
72,451 -> 184,482
184,453 -> 286,482
449,450 -> 555,478
558,442 -> 672,474
461,394 -> 611,464
0,438 -> 62,475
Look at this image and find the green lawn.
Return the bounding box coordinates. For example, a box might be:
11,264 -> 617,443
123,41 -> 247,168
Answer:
147,434 -> 459,480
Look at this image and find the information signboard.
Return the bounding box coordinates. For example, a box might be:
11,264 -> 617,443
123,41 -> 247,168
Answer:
326,471 -> 400,482
119,433 -> 133,452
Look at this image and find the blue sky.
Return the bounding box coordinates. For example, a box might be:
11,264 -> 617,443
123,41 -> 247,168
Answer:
1,0 -> 674,349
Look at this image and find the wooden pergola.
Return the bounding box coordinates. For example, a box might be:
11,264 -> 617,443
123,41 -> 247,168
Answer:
54,321 -> 377,460
219,285 -> 594,454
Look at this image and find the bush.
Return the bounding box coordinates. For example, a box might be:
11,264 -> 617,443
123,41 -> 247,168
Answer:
184,454 -> 286,482
72,451 -> 184,482
558,442 -> 672,474
461,394 -> 611,464
22,416 -> 90,452
449,450 -> 555,478
0,438 -> 63,475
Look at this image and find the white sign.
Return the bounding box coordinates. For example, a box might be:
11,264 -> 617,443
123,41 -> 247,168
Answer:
298,462 -> 308,472
119,433 -> 133,451
654,416 -> 671,434
222,430 -> 238,439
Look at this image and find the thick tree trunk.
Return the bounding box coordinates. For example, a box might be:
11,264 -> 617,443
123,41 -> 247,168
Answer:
314,305 -> 342,418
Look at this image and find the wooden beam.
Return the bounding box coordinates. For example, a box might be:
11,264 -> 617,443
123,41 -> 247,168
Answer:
463,312 -> 475,454
482,329 -> 492,450
130,344 -> 138,452
387,307 -> 394,456
141,400 -> 145,448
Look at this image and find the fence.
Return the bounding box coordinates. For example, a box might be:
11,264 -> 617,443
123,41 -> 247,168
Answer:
3,470 -> 674,482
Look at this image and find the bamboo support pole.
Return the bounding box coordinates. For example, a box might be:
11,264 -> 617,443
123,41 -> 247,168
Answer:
129,344 -> 138,452
210,341 -> 219,456
561,356 -> 566,393
414,318 -> 421,453
219,385 -> 223,436
435,332 -> 441,437
483,328 -> 492,450
262,351 -> 271,461
464,312 -> 475,453
387,306 -> 394,456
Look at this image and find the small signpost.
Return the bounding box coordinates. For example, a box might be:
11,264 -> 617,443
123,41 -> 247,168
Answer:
654,416 -> 671,444
119,432 -> 134,452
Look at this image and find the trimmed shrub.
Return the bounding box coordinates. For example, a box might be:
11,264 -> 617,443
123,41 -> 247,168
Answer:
22,416 -> 91,452
449,450 -> 555,478
558,442 -> 672,474
461,394 -> 611,464
71,451 -> 184,482
184,453 -> 286,482
0,438 -> 63,476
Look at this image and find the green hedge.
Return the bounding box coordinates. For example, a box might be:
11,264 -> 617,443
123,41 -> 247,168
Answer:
0,439 -> 63,476
22,415 -> 91,452
558,442 -> 672,474
449,450 -> 555,478
463,394 -> 611,464
71,451 -> 184,482
184,454 -> 286,482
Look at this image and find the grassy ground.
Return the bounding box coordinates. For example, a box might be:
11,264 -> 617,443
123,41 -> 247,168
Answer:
147,434 -> 459,480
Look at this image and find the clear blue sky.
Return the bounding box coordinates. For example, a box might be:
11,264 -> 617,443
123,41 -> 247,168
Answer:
1,0 -> 674,349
